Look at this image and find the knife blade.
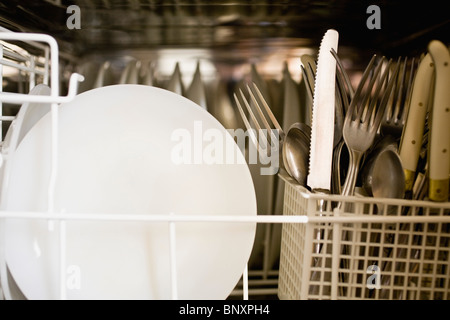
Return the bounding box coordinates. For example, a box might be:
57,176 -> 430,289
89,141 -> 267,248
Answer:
307,29 -> 339,193
427,40 -> 450,202
399,53 -> 434,192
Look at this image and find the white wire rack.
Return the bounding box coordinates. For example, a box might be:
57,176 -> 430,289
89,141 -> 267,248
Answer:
0,30 -> 84,300
0,30 -> 449,301
278,174 -> 450,300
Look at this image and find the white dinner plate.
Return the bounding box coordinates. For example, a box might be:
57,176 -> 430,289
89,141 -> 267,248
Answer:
1,84 -> 51,201
0,84 -> 51,300
2,84 -> 257,300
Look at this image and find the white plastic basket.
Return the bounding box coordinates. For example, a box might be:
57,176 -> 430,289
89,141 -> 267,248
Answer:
278,174 -> 450,300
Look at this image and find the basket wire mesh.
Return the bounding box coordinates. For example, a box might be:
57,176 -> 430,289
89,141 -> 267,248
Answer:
278,174 -> 450,300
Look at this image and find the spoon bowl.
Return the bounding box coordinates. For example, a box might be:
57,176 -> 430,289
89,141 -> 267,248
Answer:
282,123 -> 311,186
362,137 -> 405,200
371,149 -> 405,199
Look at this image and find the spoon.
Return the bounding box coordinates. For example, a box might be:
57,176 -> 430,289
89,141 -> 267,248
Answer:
362,136 -> 405,200
282,122 -> 311,186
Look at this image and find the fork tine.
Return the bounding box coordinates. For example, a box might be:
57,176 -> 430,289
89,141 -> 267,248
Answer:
306,62 -> 316,92
372,58 -> 402,130
384,59 -> 398,122
400,57 -> 417,123
331,49 -> 353,115
354,56 -> 386,124
234,91 -> 252,132
247,83 -> 280,151
247,84 -> 275,134
362,58 -> 391,127
331,48 -> 355,99
392,57 -> 408,121
335,62 -> 350,113
301,64 -> 314,101
233,90 -> 263,152
250,82 -> 285,138
346,54 -> 378,124
238,88 -> 263,133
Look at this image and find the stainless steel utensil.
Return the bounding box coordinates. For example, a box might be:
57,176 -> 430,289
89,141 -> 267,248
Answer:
303,48 -> 353,195
300,54 -> 316,107
362,136 -> 405,199
380,57 -> 417,138
234,83 -> 283,161
359,57 -> 416,199
331,48 -> 355,102
340,55 -> 400,197
234,83 -> 311,186
302,50 -> 347,149
236,75 -> 276,273
282,123 -> 311,186
281,62 -> 303,132
331,48 -> 353,195
337,56 -> 401,295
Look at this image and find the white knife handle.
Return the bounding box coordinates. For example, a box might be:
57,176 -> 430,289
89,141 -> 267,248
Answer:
399,54 -> 434,191
428,40 -> 450,202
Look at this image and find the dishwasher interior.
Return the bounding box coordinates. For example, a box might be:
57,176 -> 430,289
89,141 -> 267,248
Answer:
0,0 -> 450,300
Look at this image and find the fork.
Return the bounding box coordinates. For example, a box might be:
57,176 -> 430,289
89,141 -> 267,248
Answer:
337,55 -> 401,295
380,57 -> 417,138
330,49 -> 355,195
340,55 -> 401,197
234,82 -> 285,169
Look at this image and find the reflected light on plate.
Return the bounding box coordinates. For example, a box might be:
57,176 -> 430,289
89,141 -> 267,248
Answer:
32,238 -> 41,258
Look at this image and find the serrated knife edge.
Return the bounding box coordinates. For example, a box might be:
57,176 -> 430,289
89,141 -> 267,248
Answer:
307,29 -> 339,192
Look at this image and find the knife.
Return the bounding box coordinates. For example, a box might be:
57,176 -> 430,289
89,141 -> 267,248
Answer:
427,40 -> 450,202
399,54 -> 434,192
307,29 -> 339,193
305,31 -> 339,292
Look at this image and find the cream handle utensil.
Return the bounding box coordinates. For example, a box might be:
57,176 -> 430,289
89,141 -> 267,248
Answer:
428,40 -> 450,201
399,54 -> 434,192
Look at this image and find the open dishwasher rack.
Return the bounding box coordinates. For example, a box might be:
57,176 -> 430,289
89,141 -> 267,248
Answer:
1,31 -> 450,301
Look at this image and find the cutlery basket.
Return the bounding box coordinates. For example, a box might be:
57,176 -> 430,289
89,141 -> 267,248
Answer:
277,174 -> 450,300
